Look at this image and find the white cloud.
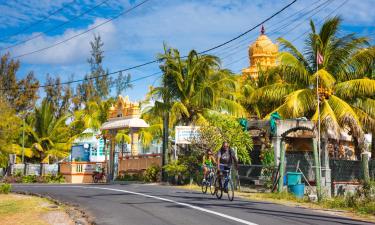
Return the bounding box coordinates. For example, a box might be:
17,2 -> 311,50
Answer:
10,18 -> 117,64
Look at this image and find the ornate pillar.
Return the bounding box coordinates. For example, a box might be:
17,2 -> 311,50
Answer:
321,138 -> 331,197
131,128 -> 139,156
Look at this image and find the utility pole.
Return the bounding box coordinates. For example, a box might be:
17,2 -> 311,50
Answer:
22,115 -> 26,164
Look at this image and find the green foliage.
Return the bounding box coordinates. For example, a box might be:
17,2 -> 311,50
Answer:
116,172 -> 144,181
0,98 -> 21,167
191,114 -> 252,164
3,174 -> 65,184
260,147 -> 275,189
0,183 -> 11,194
143,164 -> 161,183
322,181 -> 375,215
0,53 -> 39,113
163,160 -> 187,177
244,17 -> 375,149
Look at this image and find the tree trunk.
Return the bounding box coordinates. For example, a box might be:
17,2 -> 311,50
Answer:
162,111 -> 169,182
371,131 -> 375,159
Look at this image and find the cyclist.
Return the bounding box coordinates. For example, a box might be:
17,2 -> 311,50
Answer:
217,142 -> 238,187
202,149 -> 216,183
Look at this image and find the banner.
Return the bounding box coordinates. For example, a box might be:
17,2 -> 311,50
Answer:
175,126 -> 200,144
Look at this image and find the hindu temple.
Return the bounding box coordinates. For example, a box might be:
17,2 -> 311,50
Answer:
242,25 -> 278,79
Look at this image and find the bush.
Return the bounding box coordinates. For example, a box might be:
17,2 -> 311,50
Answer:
116,172 -> 144,181
0,183 -> 11,194
2,174 -> 65,183
163,160 -> 187,185
22,175 -> 38,183
143,165 -> 161,183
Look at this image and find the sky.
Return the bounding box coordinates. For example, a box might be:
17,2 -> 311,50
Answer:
0,0 -> 374,102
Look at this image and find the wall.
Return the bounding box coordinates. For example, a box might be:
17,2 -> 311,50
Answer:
118,154 -> 162,172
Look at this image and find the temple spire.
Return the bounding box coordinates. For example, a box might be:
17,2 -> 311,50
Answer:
261,25 -> 265,35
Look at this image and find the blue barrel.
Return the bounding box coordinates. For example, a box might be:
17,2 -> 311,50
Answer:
286,172 -> 302,186
289,183 -> 305,198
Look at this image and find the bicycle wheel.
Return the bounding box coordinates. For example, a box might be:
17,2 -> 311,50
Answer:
209,175 -> 215,195
201,179 -> 208,194
227,180 -> 234,201
215,177 -> 223,199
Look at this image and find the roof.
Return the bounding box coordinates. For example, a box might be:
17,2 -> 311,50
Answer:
101,117 -> 149,130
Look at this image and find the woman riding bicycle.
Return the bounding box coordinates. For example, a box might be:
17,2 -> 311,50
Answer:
202,149 -> 216,183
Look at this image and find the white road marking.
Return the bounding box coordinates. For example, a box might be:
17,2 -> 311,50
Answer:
17,185 -> 258,225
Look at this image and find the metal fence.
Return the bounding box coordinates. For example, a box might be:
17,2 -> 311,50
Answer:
330,160 -> 362,182
8,163 -> 59,176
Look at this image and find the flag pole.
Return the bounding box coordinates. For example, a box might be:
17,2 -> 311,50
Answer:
316,48 -> 322,200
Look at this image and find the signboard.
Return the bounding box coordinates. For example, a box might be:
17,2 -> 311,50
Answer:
175,126 -> 200,144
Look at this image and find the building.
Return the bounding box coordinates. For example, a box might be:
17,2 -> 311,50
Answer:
242,25 -> 278,80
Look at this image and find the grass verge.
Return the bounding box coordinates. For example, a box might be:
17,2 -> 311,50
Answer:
0,193 -> 73,225
178,184 -> 375,223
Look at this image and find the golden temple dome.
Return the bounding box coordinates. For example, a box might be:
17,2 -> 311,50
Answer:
242,25 -> 278,80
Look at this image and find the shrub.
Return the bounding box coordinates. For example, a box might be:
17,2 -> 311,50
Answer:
143,165 -> 161,183
22,175 -> 37,183
0,183 -> 11,194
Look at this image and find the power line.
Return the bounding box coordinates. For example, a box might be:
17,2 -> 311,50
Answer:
10,0 -> 151,59
199,0 -> 297,55
210,0 -> 324,56
2,0 -> 297,91
0,0 -> 76,42
224,0 -> 349,71
1,0 -> 110,52
216,0 -> 333,61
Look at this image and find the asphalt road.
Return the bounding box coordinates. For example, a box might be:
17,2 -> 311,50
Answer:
12,184 -> 375,225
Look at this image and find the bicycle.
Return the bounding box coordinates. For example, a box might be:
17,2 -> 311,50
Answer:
92,168 -> 106,183
214,168 -> 234,201
201,167 -> 216,195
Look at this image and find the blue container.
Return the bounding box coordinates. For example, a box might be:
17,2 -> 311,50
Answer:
286,172 -> 302,186
289,183 -> 305,198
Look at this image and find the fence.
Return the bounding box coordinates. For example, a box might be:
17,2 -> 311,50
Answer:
8,163 -> 59,176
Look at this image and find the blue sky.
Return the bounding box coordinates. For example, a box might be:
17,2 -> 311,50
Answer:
0,0 -> 374,102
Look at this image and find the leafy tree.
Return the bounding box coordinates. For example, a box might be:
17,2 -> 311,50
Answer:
114,71 -> 133,96
0,53 -> 39,112
88,34 -> 110,100
191,114 -> 252,164
44,74 -> 72,118
0,98 -> 21,167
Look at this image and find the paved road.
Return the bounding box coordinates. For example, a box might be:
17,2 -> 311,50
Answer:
13,184 -> 374,225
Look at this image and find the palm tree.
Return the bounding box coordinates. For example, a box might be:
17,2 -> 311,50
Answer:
25,100 -> 76,163
149,46 -> 245,126
73,100 -> 111,131
248,17 -> 375,152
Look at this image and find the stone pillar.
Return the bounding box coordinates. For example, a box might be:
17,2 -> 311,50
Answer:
362,151 -> 371,184
131,128 -> 139,156
272,136 -> 282,165
278,140 -> 286,193
321,139 -> 332,197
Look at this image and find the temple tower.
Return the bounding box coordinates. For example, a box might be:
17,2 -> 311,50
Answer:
242,25 -> 278,79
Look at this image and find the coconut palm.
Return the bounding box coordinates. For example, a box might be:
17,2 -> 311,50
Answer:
25,99 -> 76,163
148,46 -> 245,126
72,100 -> 112,131
248,17 -> 375,151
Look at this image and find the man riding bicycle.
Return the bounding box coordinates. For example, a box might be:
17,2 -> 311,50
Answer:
217,141 -> 238,182
202,149 -> 216,183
